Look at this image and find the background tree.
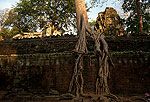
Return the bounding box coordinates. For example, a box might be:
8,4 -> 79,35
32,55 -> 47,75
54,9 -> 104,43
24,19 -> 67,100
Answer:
7,0 -> 43,33
7,0 -> 76,34
122,0 -> 150,35
0,27 -> 19,40
90,0 -> 150,35
0,9 -> 19,39
136,0 -> 143,34
89,19 -> 96,28
0,9 -> 9,31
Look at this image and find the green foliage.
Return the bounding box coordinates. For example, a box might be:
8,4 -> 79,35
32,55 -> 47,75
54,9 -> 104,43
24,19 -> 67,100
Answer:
0,9 -> 12,34
0,28 -> 9,39
0,26 -> 19,40
89,20 -> 96,27
89,0 -> 122,8
122,0 -> 150,35
0,9 -> 20,40
0,9 -> 10,28
10,26 -> 20,36
8,0 -> 76,33
7,0 -> 40,32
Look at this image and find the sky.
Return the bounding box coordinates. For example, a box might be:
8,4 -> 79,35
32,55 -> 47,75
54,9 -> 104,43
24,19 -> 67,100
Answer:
85,0 -> 124,21
0,0 -> 19,10
0,0 -> 124,21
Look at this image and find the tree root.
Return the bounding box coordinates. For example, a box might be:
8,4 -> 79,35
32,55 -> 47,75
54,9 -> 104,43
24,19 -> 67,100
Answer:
85,23 -> 114,95
69,13 -> 114,96
103,93 -> 120,102
68,54 -> 84,97
129,96 -> 147,102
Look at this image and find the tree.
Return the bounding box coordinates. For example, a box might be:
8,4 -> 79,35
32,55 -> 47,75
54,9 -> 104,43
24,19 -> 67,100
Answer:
69,0 -> 114,97
8,0 -> 76,33
89,19 -> 96,28
6,0 -> 42,33
0,26 -> 19,40
0,9 -> 9,31
0,9 -> 19,39
136,0 -> 143,34
0,28 -> 9,39
122,0 -> 150,34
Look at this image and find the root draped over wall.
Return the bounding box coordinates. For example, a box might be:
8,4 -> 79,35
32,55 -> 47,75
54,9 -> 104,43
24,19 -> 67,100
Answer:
69,0 -> 114,96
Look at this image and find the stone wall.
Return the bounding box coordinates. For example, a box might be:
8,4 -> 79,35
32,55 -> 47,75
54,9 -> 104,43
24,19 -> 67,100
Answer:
0,36 -> 150,95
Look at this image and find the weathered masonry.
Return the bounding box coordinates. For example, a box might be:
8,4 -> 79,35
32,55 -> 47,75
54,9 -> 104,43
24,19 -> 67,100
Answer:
0,36 -> 150,95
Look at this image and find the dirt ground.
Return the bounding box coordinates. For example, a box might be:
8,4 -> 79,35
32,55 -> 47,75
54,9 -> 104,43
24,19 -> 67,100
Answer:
0,90 -> 147,102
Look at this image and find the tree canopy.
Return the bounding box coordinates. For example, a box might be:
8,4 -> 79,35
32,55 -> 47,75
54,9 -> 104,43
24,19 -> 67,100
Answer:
122,0 -> 150,34
0,0 -> 150,39
6,0 -> 76,33
90,0 -> 150,35
0,9 -> 20,39
0,9 -> 10,30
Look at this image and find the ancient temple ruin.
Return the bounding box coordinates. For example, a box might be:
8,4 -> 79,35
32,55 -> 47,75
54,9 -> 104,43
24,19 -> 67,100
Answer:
12,26 -> 61,39
94,7 -> 125,36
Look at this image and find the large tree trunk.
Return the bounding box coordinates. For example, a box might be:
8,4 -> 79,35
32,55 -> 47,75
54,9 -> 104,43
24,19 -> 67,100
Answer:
135,0 -> 143,34
74,0 -> 88,34
69,0 -> 114,97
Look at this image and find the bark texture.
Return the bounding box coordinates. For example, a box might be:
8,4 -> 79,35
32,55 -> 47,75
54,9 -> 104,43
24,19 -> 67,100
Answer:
69,0 -> 114,97
136,0 -> 143,34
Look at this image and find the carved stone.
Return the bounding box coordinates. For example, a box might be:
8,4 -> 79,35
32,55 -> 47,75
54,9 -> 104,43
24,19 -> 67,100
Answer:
0,36 -> 3,41
94,7 -> 125,36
